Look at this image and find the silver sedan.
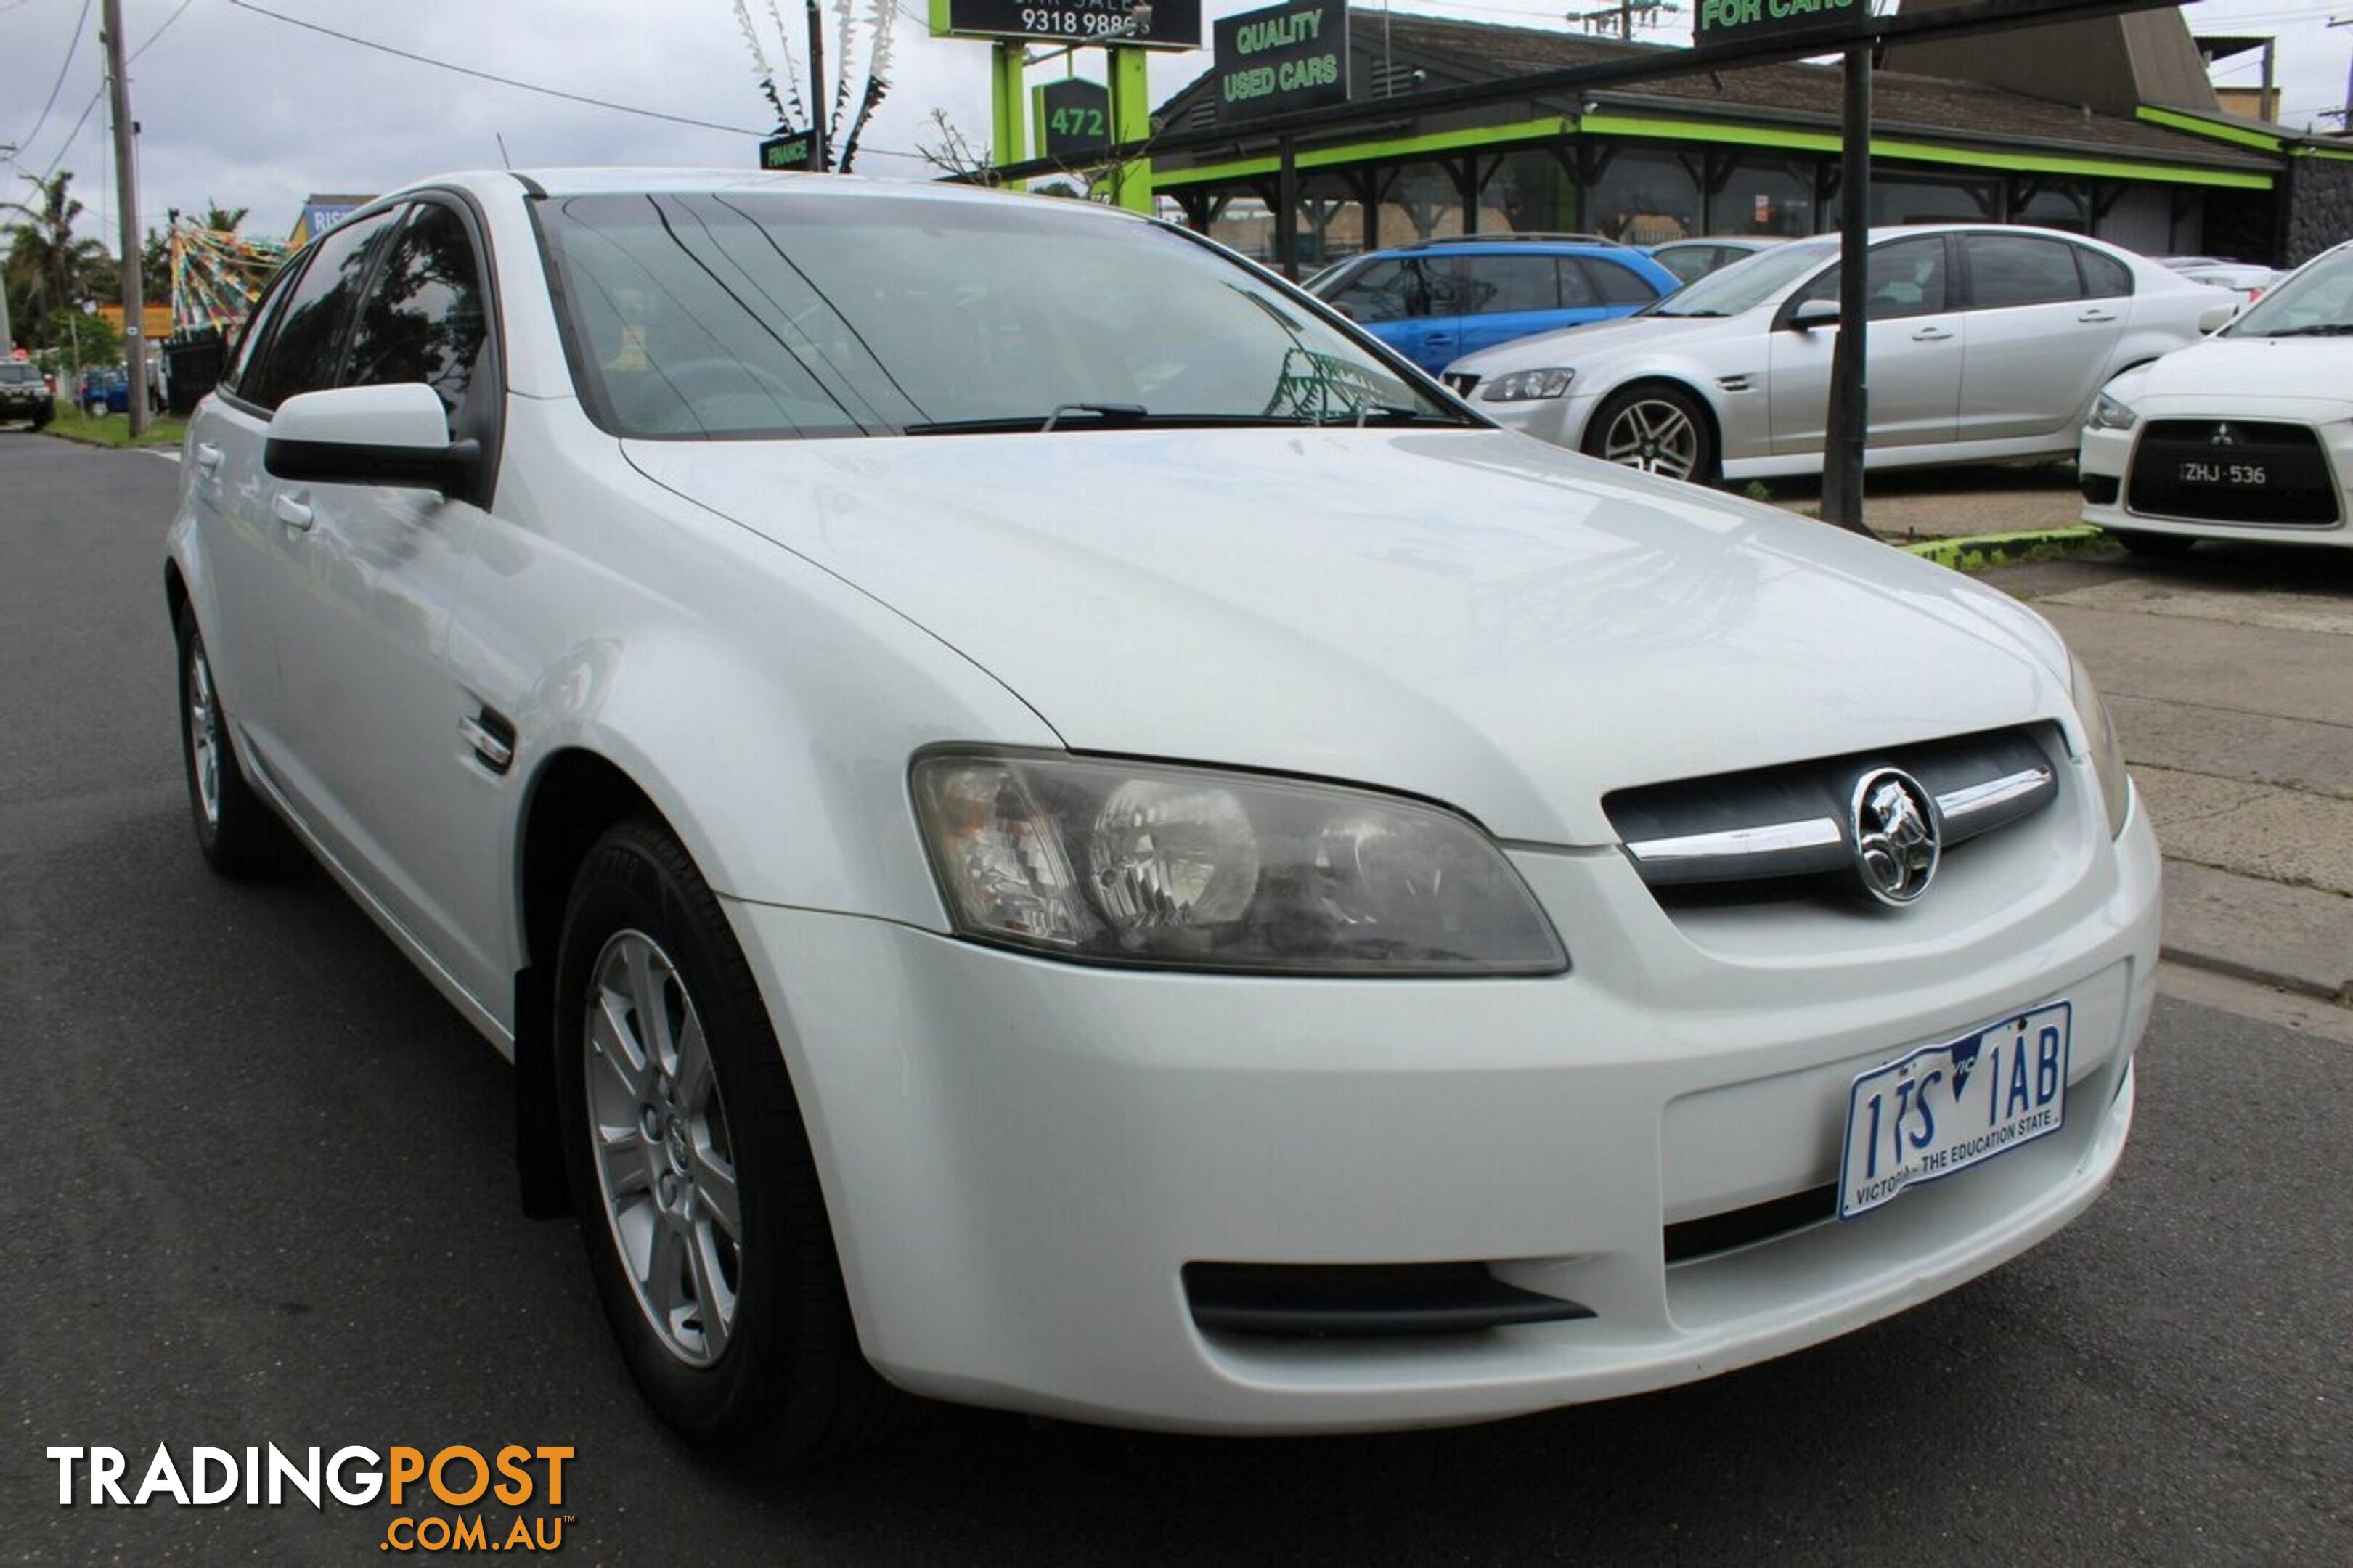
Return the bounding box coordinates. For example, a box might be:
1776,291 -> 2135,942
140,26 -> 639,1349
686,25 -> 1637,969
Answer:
1446,224 -> 2220,485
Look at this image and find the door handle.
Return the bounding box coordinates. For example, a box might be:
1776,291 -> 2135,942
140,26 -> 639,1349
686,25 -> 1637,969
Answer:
2079,310 -> 2118,324
272,493 -> 315,532
1912,327 -> 1954,342
193,442 -> 224,470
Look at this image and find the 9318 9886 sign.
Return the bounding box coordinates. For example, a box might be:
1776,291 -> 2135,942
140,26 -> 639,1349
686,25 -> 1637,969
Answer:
930,0 -> 1203,49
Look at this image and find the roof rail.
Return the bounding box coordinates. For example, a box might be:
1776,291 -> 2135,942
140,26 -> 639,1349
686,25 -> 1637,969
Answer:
1408,232 -> 1628,248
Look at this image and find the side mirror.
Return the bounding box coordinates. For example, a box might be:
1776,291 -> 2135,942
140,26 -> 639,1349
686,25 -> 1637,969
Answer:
2198,300 -> 2239,335
1789,298 -> 1840,332
264,383 -> 481,499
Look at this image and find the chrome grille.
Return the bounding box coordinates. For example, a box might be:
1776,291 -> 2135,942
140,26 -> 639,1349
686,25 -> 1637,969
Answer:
1606,727 -> 2060,899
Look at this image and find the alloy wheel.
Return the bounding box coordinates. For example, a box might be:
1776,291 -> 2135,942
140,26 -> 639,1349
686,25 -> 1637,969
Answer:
1600,399 -> 1701,480
583,928 -> 743,1368
187,640 -> 222,829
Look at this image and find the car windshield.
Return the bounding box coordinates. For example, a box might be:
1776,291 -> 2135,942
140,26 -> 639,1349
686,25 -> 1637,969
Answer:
2225,250 -> 2353,338
1647,238 -> 1836,317
534,190 -> 1467,440
0,364 -> 39,383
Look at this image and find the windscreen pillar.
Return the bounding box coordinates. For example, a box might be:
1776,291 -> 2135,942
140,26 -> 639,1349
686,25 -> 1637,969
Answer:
1108,44 -> 1154,214
992,41 -> 1027,192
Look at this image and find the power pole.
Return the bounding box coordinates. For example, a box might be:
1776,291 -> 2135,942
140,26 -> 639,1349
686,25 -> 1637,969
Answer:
102,0 -> 148,435
0,142 -> 15,354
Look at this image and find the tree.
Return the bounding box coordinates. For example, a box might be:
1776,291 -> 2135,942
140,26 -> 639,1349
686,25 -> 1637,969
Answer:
142,226 -> 171,306
202,200 -> 248,234
1,172 -> 113,351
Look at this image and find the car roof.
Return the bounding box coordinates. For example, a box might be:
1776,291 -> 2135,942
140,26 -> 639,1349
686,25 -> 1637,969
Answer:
396,167 -> 1138,217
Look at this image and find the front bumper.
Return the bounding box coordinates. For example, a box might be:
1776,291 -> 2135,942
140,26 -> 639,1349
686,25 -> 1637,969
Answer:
2081,417 -> 2353,546
727,785 -> 2158,1434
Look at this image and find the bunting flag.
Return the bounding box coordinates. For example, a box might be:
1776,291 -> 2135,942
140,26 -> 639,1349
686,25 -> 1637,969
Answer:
166,221 -> 291,338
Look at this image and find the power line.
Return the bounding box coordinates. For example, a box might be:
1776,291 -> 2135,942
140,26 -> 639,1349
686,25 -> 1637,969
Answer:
224,0 -> 768,136
15,0 -> 96,160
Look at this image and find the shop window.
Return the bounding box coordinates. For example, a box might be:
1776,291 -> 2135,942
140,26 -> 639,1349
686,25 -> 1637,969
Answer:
1714,157 -> 1814,237
1589,147 -> 1700,245
1483,149 -> 1577,233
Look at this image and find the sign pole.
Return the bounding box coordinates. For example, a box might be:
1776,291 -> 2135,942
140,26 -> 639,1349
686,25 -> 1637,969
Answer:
1821,44 -> 1872,538
807,0 -> 830,171
1108,44 -> 1151,213
993,42 -> 1029,189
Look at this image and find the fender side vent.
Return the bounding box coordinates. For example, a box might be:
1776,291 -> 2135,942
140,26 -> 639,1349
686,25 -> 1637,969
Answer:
1184,1261 -> 1594,1339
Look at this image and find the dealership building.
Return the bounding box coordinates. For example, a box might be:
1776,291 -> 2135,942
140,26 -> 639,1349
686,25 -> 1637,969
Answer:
1146,3 -> 2351,269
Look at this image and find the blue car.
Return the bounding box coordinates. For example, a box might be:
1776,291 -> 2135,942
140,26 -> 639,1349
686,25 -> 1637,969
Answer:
1308,236 -> 1681,375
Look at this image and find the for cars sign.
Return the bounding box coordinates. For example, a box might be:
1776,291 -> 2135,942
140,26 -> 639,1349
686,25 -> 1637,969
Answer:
1213,0 -> 1349,124
1695,0 -> 1864,45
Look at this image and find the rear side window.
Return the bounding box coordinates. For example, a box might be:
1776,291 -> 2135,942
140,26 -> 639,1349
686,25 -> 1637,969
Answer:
237,208 -> 401,411
1462,254 -> 1557,316
1584,258 -> 1663,306
1557,259 -> 1600,308
1965,234 -> 2084,309
343,203 -> 490,430
2074,245 -> 2133,300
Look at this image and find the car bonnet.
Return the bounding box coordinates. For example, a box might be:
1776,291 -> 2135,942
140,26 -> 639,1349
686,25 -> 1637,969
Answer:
622,427 -> 2071,847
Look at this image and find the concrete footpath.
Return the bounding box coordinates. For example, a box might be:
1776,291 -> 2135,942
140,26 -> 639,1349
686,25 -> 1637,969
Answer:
1986,545 -> 2353,1006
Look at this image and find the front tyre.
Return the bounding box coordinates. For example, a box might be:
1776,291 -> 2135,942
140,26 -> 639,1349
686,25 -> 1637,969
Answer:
175,603 -> 278,878
1583,384 -> 1716,485
553,821 -> 904,1469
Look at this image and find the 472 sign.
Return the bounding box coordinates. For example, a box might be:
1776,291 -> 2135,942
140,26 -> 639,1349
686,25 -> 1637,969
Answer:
1035,78 -> 1114,160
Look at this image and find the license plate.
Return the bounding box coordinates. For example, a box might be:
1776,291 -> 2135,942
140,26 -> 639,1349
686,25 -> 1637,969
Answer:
2178,459 -> 2268,487
1837,1003 -> 2070,1219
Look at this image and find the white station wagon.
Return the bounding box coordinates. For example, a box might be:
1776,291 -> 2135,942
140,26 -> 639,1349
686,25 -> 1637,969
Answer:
168,170 -> 2157,1464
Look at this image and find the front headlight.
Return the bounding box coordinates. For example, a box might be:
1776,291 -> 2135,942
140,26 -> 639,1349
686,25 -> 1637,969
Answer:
911,751 -> 1567,976
1481,367 -> 1576,403
2068,651 -> 2132,838
2087,392 -> 2139,432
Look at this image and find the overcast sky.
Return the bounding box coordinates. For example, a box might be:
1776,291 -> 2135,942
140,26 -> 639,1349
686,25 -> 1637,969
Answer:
1,0 -> 2344,256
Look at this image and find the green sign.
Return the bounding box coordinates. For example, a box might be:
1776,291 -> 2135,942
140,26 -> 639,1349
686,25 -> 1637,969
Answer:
1212,0 -> 1348,125
1695,0 -> 1864,45
1034,78 -> 1114,160
759,131 -> 817,171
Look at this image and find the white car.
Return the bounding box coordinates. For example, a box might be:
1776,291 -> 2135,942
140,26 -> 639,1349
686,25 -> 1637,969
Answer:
1445,224 -> 2217,484
168,169 -> 2156,1463
2083,240 -> 2353,554
2173,262 -> 2276,306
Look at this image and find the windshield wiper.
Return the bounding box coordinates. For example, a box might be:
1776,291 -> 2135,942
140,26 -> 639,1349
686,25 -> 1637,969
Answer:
904,405 -> 1468,436
904,404 -> 1150,435
1652,308 -> 1729,319
2259,324 -> 2353,337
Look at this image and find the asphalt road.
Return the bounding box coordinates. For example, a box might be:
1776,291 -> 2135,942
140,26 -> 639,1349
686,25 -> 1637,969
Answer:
1,433 -> 2347,1564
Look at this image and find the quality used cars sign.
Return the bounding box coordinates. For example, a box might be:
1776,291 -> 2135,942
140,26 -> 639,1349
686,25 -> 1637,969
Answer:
45,1442 -> 576,1553
1214,0 -> 1350,123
